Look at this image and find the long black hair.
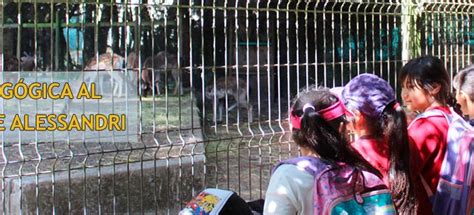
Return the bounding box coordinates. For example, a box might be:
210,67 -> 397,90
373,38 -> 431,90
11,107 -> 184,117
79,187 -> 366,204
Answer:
400,55 -> 461,114
291,87 -> 379,174
364,102 -> 418,214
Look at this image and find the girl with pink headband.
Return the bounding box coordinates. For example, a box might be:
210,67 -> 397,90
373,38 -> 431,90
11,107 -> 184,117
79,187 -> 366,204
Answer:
264,87 -> 384,214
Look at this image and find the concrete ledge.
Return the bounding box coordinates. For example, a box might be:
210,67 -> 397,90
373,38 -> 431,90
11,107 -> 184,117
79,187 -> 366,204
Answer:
3,149 -> 205,214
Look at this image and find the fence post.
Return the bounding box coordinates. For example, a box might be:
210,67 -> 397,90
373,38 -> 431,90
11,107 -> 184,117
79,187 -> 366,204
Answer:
401,0 -> 411,62
402,0 -> 426,62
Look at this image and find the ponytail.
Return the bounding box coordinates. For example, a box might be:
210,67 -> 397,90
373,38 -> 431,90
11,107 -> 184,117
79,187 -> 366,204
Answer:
301,108 -> 344,164
381,102 -> 418,213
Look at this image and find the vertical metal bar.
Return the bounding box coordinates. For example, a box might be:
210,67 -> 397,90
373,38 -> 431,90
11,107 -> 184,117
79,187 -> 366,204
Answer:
449,5 -> 454,82
437,3 -> 442,58
304,1 -> 309,90
339,2 -> 345,85
276,0 -> 283,132
175,1 -> 185,209
371,2 -> 376,74
199,0 -> 206,141
245,0 -> 252,135
266,0 -> 275,135
322,1 -> 328,86
223,0 -> 230,133
355,3 -> 361,76
394,2 -> 400,96
348,2 -> 354,80
430,3 -> 436,56
424,4 -> 430,55
460,4 -> 466,68
314,1 -> 320,86
468,4 -> 472,65
16,1 -> 24,214
378,3 -> 383,78
32,0 -> 41,213
245,0 -> 255,190
330,2 -> 336,87
256,0 -> 264,135
285,1 -> 292,158
363,3 -> 369,73
455,4 -> 460,76
189,0 -> 200,201
211,0 -> 218,132
246,136 -> 253,199
235,0 -> 242,136
442,2 -> 446,66
1,3 -> 6,212
294,1 -> 300,92
386,3 -> 392,85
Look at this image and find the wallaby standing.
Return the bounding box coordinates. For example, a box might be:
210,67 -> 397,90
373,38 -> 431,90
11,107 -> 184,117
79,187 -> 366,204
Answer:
205,76 -> 253,123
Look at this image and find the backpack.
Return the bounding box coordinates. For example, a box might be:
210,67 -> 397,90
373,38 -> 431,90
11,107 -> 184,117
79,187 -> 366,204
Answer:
409,109 -> 474,215
274,156 -> 396,215
179,188 -> 254,215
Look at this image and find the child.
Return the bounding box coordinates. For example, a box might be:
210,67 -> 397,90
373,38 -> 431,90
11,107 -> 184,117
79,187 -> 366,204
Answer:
263,87 -> 385,214
453,64 -> 474,125
340,73 -> 418,213
399,56 -> 460,214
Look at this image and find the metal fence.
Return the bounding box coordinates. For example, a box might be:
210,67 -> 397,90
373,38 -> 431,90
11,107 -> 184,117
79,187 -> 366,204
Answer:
0,0 -> 473,214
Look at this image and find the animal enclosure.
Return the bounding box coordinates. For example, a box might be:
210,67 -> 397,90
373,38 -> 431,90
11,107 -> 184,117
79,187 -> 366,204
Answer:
0,0 -> 473,214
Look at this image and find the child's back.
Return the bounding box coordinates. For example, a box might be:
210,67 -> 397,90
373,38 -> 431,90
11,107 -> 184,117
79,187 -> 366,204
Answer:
264,87 -> 394,215
400,56 -> 459,214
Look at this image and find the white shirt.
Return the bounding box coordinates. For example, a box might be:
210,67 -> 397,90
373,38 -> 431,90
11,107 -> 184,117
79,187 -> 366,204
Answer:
263,164 -> 314,215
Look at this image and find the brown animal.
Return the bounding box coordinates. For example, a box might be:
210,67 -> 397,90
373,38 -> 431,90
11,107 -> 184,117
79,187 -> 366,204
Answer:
205,76 -> 253,123
2,55 -> 20,82
125,51 -> 140,86
1,53 -> 37,82
141,51 -> 181,96
60,48 -> 130,114
20,55 -> 35,71
1,53 -> 35,71
2,55 -> 20,71
126,52 -> 140,70
83,48 -> 128,97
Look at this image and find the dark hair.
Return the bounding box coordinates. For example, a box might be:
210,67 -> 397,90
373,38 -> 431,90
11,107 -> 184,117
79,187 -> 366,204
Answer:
399,56 -> 461,114
364,103 -> 418,213
453,64 -> 474,101
291,87 -> 379,174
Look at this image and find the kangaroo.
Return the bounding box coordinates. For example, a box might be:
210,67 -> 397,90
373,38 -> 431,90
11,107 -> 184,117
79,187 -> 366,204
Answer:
141,51 -> 181,96
205,76 -> 253,123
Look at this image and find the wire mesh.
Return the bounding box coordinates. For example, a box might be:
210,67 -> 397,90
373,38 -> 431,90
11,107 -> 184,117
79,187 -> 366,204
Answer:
0,0 -> 473,214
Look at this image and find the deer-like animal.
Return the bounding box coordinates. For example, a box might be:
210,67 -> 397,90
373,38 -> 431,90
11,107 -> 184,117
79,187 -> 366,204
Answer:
141,51 -> 181,96
59,49 -> 131,114
83,48 -> 129,97
205,76 -> 253,123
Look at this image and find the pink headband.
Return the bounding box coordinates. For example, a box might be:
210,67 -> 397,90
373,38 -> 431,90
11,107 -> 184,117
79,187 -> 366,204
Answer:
290,100 -> 352,130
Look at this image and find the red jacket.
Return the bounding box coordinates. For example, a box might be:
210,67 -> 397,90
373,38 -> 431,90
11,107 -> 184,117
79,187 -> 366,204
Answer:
408,106 -> 451,214
351,137 -> 390,187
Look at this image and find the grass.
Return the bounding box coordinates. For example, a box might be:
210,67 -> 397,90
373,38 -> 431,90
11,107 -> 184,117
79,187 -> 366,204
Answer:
140,93 -> 199,131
